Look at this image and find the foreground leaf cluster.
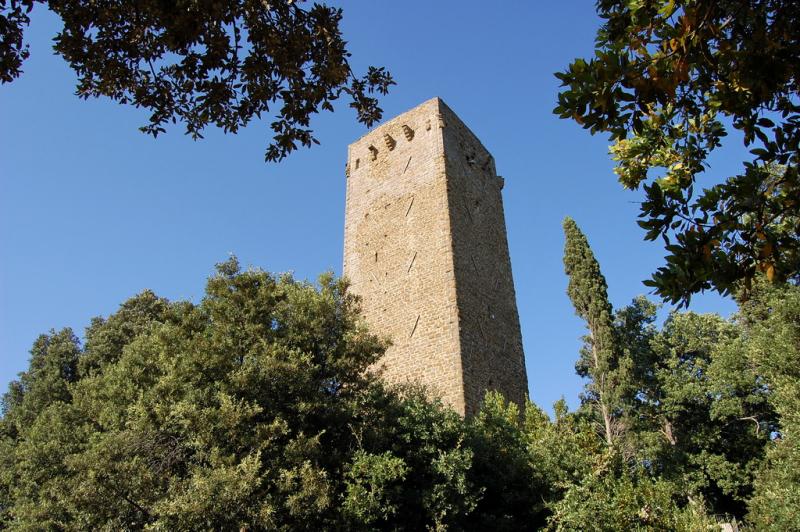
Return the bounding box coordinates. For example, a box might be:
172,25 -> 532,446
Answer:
1,0 -> 393,161
556,0 -> 800,304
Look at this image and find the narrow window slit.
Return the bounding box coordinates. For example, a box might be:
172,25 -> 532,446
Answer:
409,315 -> 420,338
407,251 -> 417,273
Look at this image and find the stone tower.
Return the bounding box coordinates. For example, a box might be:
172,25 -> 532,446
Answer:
343,97 -> 528,416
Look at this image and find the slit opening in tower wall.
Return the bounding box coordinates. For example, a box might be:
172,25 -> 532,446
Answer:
342,97 -> 528,417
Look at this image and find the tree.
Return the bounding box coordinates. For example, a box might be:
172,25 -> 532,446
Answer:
524,394 -> 719,531
555,0 -> 800,305
1,259 -> 551,529
1,0 -> 393,161
2,259 -> 391,528
547,454 -> 718,532
562,217 -> 632,446
0,328 -> 80,431
637,310 -> 773,519
741,281 -> 800,529
561,220 -> 776,521
465,393 -> 549,530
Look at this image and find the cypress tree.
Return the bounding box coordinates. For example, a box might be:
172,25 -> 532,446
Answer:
562,217 -> 622,446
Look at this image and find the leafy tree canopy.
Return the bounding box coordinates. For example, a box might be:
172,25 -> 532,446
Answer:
740,280 -> 800,529
555,0 -> 800,304
1,0 -> 394,161
4,253 -> 795,529
0,259 -> 554,530
561,221 -> 780,523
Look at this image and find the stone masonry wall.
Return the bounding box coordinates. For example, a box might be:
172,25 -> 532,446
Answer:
439,101 -> 529,415
343,97 -> 527,416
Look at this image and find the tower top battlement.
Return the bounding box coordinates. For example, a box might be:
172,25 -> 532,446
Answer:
346,97 -> 495,180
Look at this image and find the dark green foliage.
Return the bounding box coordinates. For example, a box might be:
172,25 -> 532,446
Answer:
2,259 -> 385,528
79,289 -> 172,375
547,299 -> 774,526
361,392 -> 480,530
555,0 -> 800,304
2,260 -> 797,529
465,393 -> 547,530
634,311 -> 773,519
563,217 -> 632,445
558,221 -> 784,526
547,454 -> 717,532
1,328 -> 80,430
742,282 -> 800,529
526,399 -> 600,495
0,260 -> 554,530
1,0 -> 393,161
0,0 -> 33,82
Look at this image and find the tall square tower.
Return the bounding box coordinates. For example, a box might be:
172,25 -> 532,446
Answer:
343,98 -> 528,416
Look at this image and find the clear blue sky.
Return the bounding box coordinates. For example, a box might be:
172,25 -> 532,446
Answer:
1,2 -> 741,413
